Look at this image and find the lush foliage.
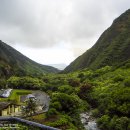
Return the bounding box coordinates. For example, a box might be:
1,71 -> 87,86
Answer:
2,63 -> 130,129
7,76 -> 45,90
1,9 -> 130,130
76,65 -> 130,130
35,73 -> 88,129
22,98 -> 37,116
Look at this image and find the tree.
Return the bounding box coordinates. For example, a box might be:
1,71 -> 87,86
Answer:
78,83 -> 92,100
7,76 -> 45,89
51,93 -> 81,114
58,85 -> 73,94
0,79 -> 7,88
124,77 -> 130,87
68,78 -> 80,87
97,115 -> 110,130
22,98 -> 37,116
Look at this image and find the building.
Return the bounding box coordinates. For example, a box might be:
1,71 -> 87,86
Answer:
0,102 -> 21,116
0,89 -> 12,98
20,91 -> 50,112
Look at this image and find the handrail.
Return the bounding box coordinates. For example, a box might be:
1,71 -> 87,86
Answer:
0,116 -> 59,130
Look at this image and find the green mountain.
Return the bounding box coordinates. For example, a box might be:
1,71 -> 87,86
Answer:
64,9 -> 130,73
0,40 -> 59,77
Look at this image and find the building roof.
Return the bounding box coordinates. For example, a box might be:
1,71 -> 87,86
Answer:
26,94 -> 35,99
0,101 -> 20,111
0,102 -> 11,110
0,89 -> 12,98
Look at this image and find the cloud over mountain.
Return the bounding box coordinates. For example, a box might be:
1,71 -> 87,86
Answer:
0,0 -> 129,57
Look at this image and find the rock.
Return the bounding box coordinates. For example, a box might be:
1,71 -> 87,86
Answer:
80,112 -> 100,130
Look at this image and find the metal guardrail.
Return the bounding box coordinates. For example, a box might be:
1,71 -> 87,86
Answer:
0,116 -> 60,130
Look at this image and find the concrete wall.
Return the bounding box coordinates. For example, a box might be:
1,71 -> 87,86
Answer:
2,109 -> 8,116
1,105 -> 21,116
14,106 -> 20,113
0,117 -> 59,130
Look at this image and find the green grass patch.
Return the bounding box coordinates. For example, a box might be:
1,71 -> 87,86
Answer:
9,89 -> 32,104
26,113 -> 46,124
0,89 -> 32,104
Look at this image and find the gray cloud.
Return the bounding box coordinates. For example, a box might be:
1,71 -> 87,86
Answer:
0,0 -> 130,56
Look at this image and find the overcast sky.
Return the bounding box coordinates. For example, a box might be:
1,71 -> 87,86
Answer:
0,0 -> 130,65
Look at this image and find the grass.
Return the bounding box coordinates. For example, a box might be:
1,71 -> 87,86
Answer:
26,113 -> 46,124
0,89 -> 32,104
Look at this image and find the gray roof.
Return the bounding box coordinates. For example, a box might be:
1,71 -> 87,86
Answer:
26,94 -> 35,99
0,102 -> 11,110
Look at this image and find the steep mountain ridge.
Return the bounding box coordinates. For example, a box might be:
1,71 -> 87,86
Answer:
63,9 -> 130,73
0,40 -> 59,77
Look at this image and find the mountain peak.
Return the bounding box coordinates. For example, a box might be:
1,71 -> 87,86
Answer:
63,9 -> 130,73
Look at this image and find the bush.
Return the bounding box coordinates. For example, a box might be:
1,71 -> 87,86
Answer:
124,63 -> 130,68
78,83 -> 92,100
51,93 -> 81,114
124,78 -> 130,87
114,117 -> 130,130
50,101 -> 62,110
110,116 -> 130,130
0,79 -> 7,88
98,115 -> 130,130
58,85 -> 73,94
7,76 -> 45,89
95,66 -> 112,75
68,78 -> 80,87
113,75 -> 124,82
91,109 -> 100,118
46,108 -> 59,117
77,73 -> 85,82
45,115 -> 77,129
97,115 -> 110,130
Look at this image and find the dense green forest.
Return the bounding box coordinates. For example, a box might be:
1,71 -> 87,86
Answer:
1,61 -> 130,129
0,8 -> 130,130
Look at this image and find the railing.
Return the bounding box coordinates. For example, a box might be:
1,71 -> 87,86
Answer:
0,116 -> 59,130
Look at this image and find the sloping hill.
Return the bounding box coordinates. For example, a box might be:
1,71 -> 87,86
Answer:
64,9 -> 130,73
0,40 -> 59,77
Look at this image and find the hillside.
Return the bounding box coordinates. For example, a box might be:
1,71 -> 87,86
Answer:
0,40 -> 59,77
64,9 -> 130,73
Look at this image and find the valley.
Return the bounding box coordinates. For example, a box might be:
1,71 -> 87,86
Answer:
0,8 -> 130,130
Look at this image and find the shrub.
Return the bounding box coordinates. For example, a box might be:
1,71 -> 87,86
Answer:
50,101 -> 62,110
68,78 -> 80,87
0,79 -> 7,88
124,78 -> 130,87
98,115 -> 130,130
78,73 -> 84,78
51,93 -> 81,114
114,117 -> 130,130
7,76 -> 45,89
125,63 -> 130,68
97,115 -> 110,130
78,83 -> 92,100
113,75 -> 124,82
46,108 -> 59,117
91,109 -> 100,118
58,85 -> 73,94
45,115 -> 77,129
95,66 -> 112,75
